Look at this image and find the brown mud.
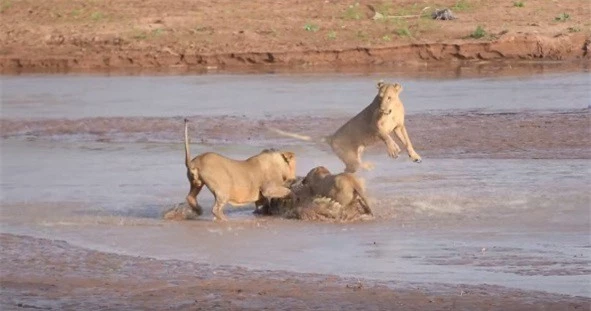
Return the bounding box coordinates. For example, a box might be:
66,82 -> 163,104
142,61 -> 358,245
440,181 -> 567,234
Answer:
1,0 -> 590,73
1,234 -> 589,311
2,110 -> 589,159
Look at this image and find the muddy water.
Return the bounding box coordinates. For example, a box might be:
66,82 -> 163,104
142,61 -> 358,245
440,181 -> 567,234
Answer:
1,72 -> 590,298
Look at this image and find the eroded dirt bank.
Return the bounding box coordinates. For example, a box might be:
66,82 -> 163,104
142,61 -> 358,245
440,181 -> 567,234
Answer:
1,0 -> 590,73
1,234 -> 588,311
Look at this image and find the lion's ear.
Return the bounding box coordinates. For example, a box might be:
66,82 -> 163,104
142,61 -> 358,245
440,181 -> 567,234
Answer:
281,151 -> 295,164
316,166 -> 331,175
376,80 -> 385,89
394,83 -> 403,93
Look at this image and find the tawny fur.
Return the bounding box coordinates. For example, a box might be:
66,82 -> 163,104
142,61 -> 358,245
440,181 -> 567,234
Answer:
184,119 -> 297,221
268,81 -> 421,173
256,177 -> 373,222
302,166 -> 373,216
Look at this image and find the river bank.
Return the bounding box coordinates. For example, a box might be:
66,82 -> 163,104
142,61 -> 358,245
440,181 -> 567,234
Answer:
1,0 -> 589,73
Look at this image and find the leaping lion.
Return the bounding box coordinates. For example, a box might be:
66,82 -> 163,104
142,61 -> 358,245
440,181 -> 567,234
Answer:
184,119 -> 297,221
269,81 -> 421,173
302,166 -> 373,216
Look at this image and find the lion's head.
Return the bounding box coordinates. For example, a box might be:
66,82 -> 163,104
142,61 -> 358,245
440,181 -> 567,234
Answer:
376,81 -> 403,116
259,149 -> 297,183
302,166 -> 331,186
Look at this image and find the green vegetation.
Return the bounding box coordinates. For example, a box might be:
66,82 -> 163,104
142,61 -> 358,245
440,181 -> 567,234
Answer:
554,13 -> 570,22
374,2 -> 430,18
356,30 -> 368,40
343,2 -> 362,20
452,0 -> 472,11
396,2 -> 424,16
0,0 -> 11,13
304,23 -> 320,32
513,1 -> 524,7
396,27 -> 411,37
132,29 -> 148,40
327,31 -> 337,40
152,28 -> 165,37
70,9 -> 83,17
375,13 -> 436,40
375,1 -> 393,16
131,28 -> 166,40
470,25 -> 487,39
91,11 -> 105,21
567,26 -> 581,33
416,17 -> 436,33
382,34 -> 392,41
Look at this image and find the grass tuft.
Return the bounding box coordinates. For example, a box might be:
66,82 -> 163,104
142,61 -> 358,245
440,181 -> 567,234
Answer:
452,0 -> 471,12
396,27 -> 411,37
0,0 -> 12,13
304,23 -> 320,32
327,31 -> 337,40
567,26 -> 581,33
513,1 -> 524,7
91,11 -> 105,21
470,25 -> 486,39
343,2 -> 362,20
554,13 -> 570,22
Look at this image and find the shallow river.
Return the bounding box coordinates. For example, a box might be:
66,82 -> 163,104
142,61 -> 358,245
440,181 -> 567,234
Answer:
1,71 -> 590,297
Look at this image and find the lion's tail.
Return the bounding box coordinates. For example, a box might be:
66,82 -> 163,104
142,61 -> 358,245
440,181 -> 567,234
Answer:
267,126 -> 327,144
184,118 -> 193,170
353,179 -> 373,216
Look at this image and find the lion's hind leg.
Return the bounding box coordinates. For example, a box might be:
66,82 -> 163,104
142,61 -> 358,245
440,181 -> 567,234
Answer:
211,193 -> 229,222
356,146 -> 375,172
331,141 -> 362,173
186,183 -> 204,215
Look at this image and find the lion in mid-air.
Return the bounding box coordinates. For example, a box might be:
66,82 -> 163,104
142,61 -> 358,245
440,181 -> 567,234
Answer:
184,119 -> 297,221
269,81 -> 421,173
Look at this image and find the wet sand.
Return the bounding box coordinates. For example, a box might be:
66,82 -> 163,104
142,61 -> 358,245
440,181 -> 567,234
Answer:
1,234 -> 589,311
2,110 -> 589,159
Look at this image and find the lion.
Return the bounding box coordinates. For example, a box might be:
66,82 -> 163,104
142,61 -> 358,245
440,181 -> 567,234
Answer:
255,175 -> 373,222
268,81 -> 421,173
184,119 -> 297,221
301,166 -> 373,216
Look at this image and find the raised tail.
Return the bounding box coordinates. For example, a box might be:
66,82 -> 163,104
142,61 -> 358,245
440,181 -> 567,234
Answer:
266,126 -> 327,143
184,118 -> 192,169
183,118 -> 203,214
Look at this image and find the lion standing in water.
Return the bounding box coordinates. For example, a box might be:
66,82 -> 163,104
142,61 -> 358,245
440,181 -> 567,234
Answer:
269,81 -> 422,173
184,119 -> 297,221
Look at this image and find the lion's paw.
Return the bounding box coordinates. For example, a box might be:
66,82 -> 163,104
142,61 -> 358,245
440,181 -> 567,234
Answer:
362,162 -> 375,171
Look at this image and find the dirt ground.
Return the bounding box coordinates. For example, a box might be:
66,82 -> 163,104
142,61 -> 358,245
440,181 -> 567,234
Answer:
1,234 -> 588,311
1,0 -> 590,73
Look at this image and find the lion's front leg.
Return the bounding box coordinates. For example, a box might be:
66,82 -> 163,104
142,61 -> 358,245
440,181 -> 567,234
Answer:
377,131 -> 401,159
376,115 -> 401,158
261,184 -> 296,205
394,125 -> 421,163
